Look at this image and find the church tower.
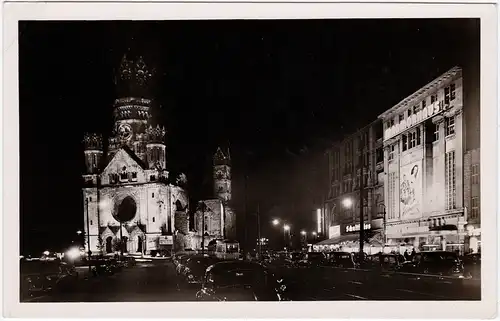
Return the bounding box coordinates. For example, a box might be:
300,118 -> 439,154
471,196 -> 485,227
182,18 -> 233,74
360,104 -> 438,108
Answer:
213,147 -> 231,203
83,133 -> 103,174
107,54 -> 156,163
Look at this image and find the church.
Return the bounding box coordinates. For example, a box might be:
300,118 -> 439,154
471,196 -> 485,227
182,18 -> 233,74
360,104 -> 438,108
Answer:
188,147 -> 237,250
82,54 -> 189,256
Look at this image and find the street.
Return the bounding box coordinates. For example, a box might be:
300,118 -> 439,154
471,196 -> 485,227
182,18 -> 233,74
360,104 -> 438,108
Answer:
24,260 -> 480,302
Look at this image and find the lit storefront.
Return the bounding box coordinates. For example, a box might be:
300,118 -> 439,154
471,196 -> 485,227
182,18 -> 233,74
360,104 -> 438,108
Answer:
379,67 -> 467,253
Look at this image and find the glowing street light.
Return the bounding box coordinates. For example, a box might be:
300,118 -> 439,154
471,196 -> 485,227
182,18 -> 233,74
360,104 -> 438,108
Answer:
43,250 -> 50,256
76,230 -> 82,235
300,230 -> 306,236
66,247 -> 81,261
342,198 -> 353,208
283,224 -> 290,231
272,219 -> 280,226
312,231 -> 317,236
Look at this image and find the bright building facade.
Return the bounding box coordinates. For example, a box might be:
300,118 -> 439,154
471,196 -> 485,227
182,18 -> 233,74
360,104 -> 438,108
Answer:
378,66 -> 472,253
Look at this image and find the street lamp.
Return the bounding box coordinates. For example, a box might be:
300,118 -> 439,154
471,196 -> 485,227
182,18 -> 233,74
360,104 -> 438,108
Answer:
300,230 -> 306,236
342,198 -> 353,208
272,219 -> 280,226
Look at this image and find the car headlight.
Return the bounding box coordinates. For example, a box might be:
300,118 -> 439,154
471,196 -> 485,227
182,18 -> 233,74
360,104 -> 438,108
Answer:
188,274 -> 194,280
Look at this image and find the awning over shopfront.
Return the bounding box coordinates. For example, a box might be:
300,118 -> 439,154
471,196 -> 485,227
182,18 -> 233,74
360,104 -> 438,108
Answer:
315,231 -> 384,246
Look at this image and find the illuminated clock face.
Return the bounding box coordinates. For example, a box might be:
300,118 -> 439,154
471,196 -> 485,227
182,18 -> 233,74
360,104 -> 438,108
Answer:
118,124 -> 132,140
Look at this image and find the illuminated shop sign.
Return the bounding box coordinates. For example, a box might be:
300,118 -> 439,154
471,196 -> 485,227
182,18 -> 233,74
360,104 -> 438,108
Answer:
384,102 -> 451,141
345,223 -> 371,233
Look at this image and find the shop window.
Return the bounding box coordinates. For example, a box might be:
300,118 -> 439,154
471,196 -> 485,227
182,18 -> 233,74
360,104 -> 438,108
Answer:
471,164 -> 480,185
402,135 -> 408,151
445,117 -> 455,136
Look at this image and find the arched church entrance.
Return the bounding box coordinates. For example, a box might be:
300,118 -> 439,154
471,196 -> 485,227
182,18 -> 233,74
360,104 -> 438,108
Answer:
122,236 -> 128,253
106,236 -> 113,253
137,236 -> 143,253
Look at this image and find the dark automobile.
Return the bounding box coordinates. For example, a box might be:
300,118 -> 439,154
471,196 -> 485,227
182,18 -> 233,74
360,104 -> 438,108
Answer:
368,254 -> 405,271
90,259 -> 116,276
196,261 -> 289,301
21,260 -> 78,299
180,256 -> 220,287
327,252 -> 356,268
462,253 -> 481,279
174,254 -> 191,275
397,251 -> 464,277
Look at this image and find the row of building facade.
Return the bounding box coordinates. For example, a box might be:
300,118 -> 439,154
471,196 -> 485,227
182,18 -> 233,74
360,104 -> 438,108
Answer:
316,66 -> 481,255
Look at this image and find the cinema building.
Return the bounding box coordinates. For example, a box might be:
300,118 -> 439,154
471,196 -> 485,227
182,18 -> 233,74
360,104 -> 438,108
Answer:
379,66 -> 479,254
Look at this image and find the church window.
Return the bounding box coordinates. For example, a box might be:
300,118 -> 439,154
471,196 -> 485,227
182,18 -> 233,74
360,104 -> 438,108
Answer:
205,224 -> 208,231
120,171 -> 128,180
89,197 -> 92,202
131,172 -> 137,181
90,220 -> 93,225
150,175 -> 156,181
152,217 -> 155,223
152,192 -> 155,198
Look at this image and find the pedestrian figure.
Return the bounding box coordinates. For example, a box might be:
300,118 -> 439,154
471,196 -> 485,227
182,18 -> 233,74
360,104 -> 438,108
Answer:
404,249 -> 410,261
411,248 -> 416,260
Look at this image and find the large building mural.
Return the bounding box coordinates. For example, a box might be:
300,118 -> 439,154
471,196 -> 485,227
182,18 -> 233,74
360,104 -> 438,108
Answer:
400,162 -> 422,218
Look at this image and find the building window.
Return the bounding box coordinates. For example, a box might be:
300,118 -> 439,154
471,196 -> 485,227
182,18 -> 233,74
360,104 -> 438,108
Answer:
407,109 -> 412,117
120,171 -> 128,180
388,144 -> 395,161
390,118 -> 394,127
152,217 -> 155,223
150,175 -> 156,181
399,114 -> 404,123
409,131 -> 416,149
422,99 -> 426,109
413,105 -> 419,114
431,94 -> 437,104
416,127 -> 421,145
470,197 -> 479,219
445,151 -> 457,210
445,117 -> 455,136
376,148 -> 383,163
402,134 -> 408,151
152,193 -> 155,198
433,123 -> 440,142
131,172 -> 137,181
471,164 -> 480,185
450,83 -> 456,101
89,197 -> 92,202
90,220 -> 93,225
444,87 -> 450,105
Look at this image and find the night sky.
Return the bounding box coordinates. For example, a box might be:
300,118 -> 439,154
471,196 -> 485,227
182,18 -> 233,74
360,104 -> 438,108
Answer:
19,19 -> 479,254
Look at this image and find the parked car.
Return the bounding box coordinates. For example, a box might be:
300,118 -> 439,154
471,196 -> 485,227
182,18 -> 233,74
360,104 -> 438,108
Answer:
326,252 -> 356,268
196,261 -> 289,301
397,251 -> 464,277
179,256 -> 220,289
367,254 -> 405,272
21,260 -> 78,299
462,253 -> 481,279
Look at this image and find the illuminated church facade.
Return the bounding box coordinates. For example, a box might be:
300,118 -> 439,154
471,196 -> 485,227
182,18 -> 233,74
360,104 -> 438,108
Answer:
82,54 -> 189,256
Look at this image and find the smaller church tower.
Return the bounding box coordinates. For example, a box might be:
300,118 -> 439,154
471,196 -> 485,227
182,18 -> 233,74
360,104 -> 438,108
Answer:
83,133 -> 103,174
213,147 -> 231,203
146,125 -> 167,169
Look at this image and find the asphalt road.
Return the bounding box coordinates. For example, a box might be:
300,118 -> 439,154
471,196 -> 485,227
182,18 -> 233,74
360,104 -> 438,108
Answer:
23,261 -> 481,302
